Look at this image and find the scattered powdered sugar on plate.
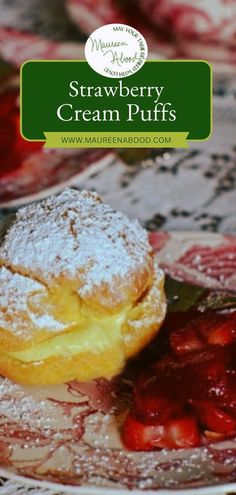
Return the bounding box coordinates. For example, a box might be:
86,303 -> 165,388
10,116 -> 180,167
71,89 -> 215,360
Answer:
0,378 -> 64,432
0,266 -> 65,339
0,188 -> 152,306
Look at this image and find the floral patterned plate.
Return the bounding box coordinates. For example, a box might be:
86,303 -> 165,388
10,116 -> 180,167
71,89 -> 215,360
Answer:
0,231 -> 236,494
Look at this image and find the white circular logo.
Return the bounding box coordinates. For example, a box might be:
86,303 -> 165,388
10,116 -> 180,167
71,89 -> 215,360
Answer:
85,23 -> 148,78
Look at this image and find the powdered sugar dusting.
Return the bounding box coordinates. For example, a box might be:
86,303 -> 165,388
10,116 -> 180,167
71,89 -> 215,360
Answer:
0,266 -> 65,339
0,378 -> 64,431
0,189 -> 151,306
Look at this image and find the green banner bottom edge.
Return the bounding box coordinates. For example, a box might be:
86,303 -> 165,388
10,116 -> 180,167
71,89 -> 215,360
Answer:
43,132 -> 189,149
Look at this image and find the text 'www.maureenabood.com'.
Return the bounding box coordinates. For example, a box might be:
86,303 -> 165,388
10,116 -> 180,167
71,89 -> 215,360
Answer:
60,135 -> 172,145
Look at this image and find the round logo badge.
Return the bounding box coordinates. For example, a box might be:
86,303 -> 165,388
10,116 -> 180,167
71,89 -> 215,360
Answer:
85,23 -> 148,78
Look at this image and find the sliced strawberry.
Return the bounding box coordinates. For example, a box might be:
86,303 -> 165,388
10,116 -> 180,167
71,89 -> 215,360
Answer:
164,415 -> 201,449
122,412 -> 200,451
122,412 -> 165,451
189,399 -> 236,435
170,312 -> 236,356
170,326 -> 203,355
202,313 -> 236,346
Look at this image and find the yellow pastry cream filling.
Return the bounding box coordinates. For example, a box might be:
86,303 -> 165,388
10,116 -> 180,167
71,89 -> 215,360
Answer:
4,284 -> 132,378
4,269 -> 161,382
9,310 -> 128,363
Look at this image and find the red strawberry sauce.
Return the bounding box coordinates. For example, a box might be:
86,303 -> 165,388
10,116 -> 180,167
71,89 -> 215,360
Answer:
122,307 -> 236,451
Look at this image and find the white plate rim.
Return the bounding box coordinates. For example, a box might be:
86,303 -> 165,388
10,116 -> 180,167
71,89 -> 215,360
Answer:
0,151 -> 115,209
0,467 -> 235,495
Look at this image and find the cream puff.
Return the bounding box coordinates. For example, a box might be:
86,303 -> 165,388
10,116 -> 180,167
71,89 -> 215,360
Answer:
0,188 -> 166,385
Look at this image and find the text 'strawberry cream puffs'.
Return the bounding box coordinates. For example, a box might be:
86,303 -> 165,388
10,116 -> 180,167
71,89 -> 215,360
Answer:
0,188 -> 166,385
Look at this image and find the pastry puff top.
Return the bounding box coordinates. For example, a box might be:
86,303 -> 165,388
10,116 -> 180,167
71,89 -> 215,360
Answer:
0,189 -> 154,314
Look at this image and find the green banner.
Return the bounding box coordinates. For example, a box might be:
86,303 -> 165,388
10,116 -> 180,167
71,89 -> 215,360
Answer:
44,132 -> 189,148
21,60 -> 212,147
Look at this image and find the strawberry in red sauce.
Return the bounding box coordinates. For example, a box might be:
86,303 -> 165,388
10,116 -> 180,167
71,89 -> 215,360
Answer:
123,412 -> 200,451
170,311 -> 236,355
122,305 -> 236,451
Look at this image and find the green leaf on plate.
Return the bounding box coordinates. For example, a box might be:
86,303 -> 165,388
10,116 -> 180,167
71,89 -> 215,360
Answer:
165,275 -> 236,313
165,275 -> 206,312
